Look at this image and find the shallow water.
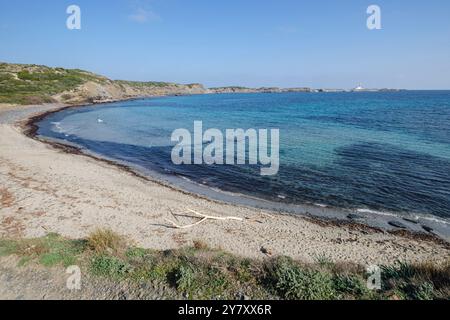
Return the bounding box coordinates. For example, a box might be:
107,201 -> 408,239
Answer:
36,91 -> 450,223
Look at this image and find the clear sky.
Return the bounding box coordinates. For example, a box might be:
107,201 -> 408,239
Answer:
1,0 -> 449,89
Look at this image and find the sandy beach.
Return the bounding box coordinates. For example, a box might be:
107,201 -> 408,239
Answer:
0,104 -> 449,266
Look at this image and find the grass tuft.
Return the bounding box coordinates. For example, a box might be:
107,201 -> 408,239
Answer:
87,229 -> 126,255
333,274 -> 369,298
193,240 -> 209,250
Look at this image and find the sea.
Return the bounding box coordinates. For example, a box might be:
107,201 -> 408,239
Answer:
36,91 -> 450,235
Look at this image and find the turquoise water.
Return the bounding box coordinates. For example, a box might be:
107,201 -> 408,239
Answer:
37,91 -> 450,220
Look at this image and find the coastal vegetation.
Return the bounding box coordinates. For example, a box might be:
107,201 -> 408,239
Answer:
0,62 -> 206,105
0,230 -> 448,300
0,63 -> 108,104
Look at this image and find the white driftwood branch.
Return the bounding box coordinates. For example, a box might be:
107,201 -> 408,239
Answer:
186,209 -> 244,222
165,208 -> 244,229
164,217 -> 208,229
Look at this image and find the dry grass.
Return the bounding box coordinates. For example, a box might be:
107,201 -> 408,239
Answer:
87,229 -> 127,255
193,240 -> 209,250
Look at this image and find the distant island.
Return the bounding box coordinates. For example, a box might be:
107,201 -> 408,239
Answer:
0,62 -> 402,107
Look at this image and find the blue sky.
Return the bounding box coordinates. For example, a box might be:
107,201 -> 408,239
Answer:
1,0 -> 449,89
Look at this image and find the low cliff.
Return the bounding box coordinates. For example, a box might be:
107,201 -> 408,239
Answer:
209,86 -> 312,94
0,62 -> 208,106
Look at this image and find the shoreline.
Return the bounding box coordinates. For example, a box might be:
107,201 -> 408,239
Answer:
25,101 -> 450,242
0,101 -> 449,266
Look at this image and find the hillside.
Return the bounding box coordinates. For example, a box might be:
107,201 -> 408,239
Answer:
0,62 -> 207,106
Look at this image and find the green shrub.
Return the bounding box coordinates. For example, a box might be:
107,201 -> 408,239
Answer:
126,247 -> 149,260
170,258 -> 232,299
268,257 -> 336,300
333,274 -> 368,298
174,262 -> 196,292
90,255 -> 131,278
407,282 -> 435,300
17,70 -> 33,80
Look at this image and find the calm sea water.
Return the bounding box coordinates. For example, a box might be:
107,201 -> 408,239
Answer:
37,91 -> 450,220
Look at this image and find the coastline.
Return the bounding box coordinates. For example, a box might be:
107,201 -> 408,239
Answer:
24,100 -> 450,240
0,102 -> 449,266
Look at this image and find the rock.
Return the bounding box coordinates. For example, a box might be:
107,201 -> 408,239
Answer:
236,292 -> 250,300
260,247 -> 273,256
347,214 -> 363,220
422,225 -> 434,233
388,221 -> 407,229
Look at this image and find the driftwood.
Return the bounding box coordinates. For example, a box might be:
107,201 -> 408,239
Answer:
165,209 -> 244,229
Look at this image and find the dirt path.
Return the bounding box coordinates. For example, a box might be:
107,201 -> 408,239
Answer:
0,256 -> 176,300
